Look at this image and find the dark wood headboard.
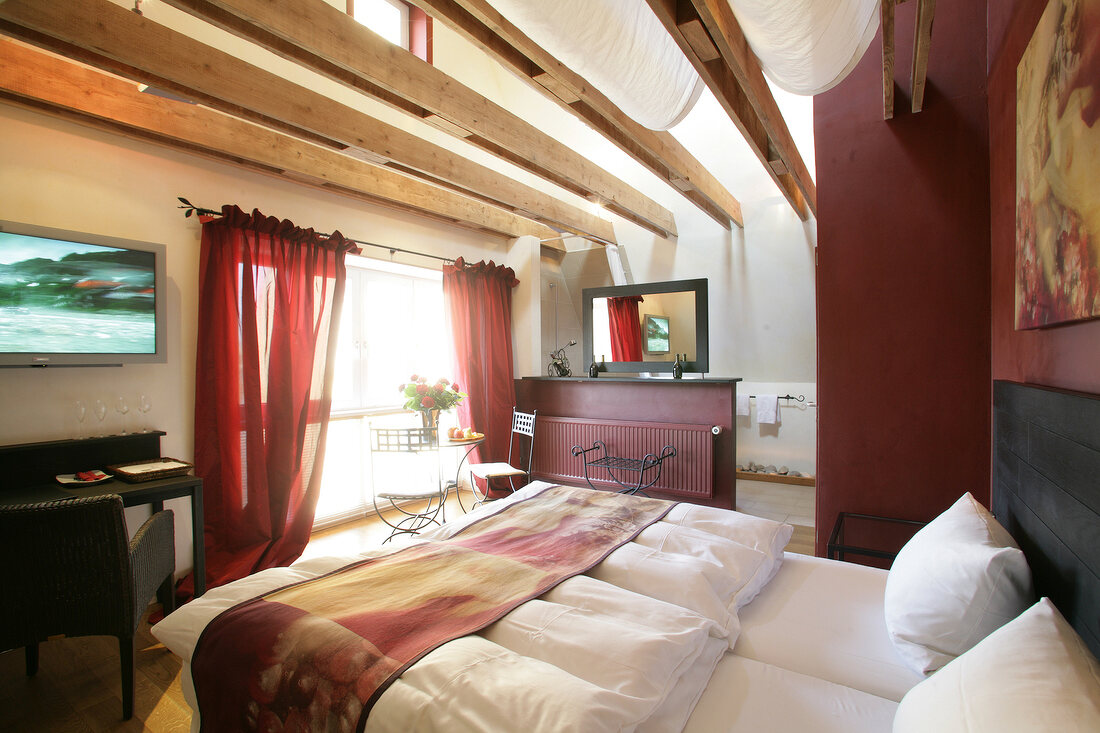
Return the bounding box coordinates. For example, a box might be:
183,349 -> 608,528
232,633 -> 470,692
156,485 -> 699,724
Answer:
993,381 -> 1100,657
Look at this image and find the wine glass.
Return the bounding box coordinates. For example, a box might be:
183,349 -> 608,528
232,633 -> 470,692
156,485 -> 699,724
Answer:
73,400 -> 87,439
138,394 -> 152,433
93,399 -> 107,437
116,397 -> 130,435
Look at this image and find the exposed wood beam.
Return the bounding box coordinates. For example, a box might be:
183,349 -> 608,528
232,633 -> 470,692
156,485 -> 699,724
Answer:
911,0 -> 936,113
0,0 -> 615,244
678,15 -> 722,62
648,0 -> 809,219
408,0 -> 743,229
0,39 -> 559,242
882,0 -> 896,120
162,0 -> 676,238
532,71 -> 580,104
680,0 -> 817,219
646,1 -> 808,219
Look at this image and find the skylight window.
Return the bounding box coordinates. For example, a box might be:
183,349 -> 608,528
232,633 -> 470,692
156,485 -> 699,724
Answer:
349,0 -> 409,48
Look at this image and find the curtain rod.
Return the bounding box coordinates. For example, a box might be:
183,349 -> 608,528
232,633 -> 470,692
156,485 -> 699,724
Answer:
539,232 -> 616,247
177,198 -> 455,264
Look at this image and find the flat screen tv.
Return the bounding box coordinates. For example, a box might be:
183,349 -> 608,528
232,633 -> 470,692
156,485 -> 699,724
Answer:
0,220 -> 167,366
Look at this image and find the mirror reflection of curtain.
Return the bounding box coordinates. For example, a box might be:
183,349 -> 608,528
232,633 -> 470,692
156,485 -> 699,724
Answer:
607,295 -> 643,361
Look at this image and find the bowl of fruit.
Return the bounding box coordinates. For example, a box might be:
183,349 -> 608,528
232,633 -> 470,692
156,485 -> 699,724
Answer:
446,426 -> 484,442
56,469 -> 112,486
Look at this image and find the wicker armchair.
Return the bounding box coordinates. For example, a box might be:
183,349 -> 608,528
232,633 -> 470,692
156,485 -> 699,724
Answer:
0,494 -> 175,720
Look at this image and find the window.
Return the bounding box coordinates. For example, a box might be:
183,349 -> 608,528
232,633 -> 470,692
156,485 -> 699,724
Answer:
314,255 -> 451,527
331,257 -> 448,411
349,0 -> 408,48
347,0 -> 432,62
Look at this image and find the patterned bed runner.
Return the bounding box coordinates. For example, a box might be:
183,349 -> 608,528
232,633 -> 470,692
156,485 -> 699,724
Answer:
191,484 -> 675,732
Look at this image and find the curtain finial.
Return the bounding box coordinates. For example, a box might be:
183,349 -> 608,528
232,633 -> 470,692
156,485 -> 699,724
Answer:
177,197 -> 219,218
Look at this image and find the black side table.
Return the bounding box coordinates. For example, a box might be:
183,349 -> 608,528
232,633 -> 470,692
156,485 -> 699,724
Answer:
827,512 -> 926,565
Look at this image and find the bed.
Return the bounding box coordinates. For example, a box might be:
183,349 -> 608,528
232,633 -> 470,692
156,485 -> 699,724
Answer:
153,381 -> 1100,732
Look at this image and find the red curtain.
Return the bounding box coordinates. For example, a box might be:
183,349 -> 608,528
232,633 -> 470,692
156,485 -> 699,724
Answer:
608,295 -> 644,361
442,258 -> 519,480
181,205 -> 357,599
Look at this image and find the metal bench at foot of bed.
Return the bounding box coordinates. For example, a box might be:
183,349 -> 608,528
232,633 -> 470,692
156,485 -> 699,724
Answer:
571,440 -> 677,496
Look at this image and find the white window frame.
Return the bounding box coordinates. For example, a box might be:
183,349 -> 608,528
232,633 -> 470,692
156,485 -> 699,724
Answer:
314,254 -> 451,529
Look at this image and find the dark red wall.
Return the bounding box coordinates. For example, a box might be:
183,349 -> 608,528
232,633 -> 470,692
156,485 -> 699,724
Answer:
814,0 -> 992,554
988,0 -> 1100,393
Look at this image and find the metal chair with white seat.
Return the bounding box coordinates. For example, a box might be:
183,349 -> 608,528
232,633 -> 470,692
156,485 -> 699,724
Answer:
370,426 -> 446,542
467,408 -> 536,509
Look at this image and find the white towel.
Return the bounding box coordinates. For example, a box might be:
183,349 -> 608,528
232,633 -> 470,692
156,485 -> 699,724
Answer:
736,394 -> 750,416
756,394 -> 780,425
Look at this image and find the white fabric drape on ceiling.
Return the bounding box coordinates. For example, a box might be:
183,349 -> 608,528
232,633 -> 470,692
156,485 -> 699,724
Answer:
729,0 -> 881,96
487,0 -> 879,131
489,0 -> 703,131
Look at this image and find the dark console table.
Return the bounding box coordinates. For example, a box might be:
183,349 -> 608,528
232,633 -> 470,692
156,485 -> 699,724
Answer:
0,432 -> 205,597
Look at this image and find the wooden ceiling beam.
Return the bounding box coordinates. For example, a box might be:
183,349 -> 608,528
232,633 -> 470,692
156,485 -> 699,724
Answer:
678,14 -> 722,62
162,0 -> 675,238
0,0 -> 614,244
911,0 -> 936,113
648,0 -> 808,219
882,0 -> 935,117
0,40 -> 558,242
408,0 -> 743,229
882,0 -> 896,120
679,0 -> 817,218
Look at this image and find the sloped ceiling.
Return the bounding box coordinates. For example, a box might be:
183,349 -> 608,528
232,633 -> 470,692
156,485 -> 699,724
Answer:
0,0 -> 922,244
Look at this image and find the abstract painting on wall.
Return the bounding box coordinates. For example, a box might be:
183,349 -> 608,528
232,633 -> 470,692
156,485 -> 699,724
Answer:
1016,0 -> 1100,329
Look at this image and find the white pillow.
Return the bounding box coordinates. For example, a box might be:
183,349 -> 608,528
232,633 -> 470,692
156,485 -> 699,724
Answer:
664,502 -> 794,562
893,598 -> 1100,732
883,492 -> 1033,674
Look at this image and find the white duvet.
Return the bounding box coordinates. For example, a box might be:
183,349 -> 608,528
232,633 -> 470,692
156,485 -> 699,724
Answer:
153,482 -> 793,732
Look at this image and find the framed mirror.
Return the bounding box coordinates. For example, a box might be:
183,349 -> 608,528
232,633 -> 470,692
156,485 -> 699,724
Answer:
582,279 -> 708,375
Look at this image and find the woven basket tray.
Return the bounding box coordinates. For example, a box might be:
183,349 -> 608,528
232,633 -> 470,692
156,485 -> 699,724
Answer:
105,457 -> 194,483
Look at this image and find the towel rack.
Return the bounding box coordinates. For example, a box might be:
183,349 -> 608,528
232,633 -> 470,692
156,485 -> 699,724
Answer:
747,394 -> 806,403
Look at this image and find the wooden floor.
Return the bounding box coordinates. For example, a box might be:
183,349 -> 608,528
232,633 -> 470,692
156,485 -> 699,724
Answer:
0,485 -> 815,731
785,523 -> 816,556
738,479 -> 816,555
0,619 -> 189,732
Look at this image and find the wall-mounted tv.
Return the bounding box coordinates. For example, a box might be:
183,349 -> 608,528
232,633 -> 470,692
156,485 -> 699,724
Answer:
0,220 -> 167,367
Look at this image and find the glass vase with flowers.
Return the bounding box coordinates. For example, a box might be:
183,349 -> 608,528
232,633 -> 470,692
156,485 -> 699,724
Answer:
400,375 -> 465,434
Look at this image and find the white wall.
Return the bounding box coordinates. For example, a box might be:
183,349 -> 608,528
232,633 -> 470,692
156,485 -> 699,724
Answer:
539,245 -> 610,376
735,382 -> 817,477
0,103 -> 534,574
429,21 -> 821,473
606,202 -> 818,474
506,235 -> 543,378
